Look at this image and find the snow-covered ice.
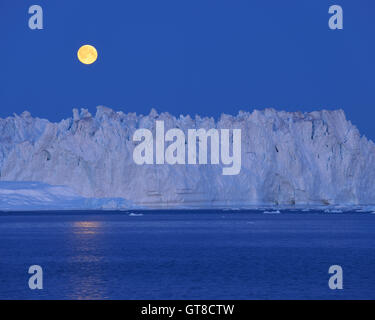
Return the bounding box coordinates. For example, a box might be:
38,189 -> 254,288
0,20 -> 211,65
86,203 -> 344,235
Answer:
0,181 -> 134,211
1,106 -> 375,210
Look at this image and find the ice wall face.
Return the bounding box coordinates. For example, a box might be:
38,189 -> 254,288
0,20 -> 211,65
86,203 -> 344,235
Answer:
0,107 -> 375,207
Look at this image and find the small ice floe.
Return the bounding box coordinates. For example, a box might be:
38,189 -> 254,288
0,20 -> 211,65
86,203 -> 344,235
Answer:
129,212 -> 144,217
355,207 -> 375,213
222,208 -> 241,212
302,208 -> 310,212
263,210 -> 281,214
324,209 -> 343,213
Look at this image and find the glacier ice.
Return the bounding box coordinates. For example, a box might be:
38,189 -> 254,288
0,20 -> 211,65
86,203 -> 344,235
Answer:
0,181 -> 134,211
1,106 -> 375,210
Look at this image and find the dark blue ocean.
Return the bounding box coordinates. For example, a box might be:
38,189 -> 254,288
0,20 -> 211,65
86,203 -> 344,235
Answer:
0,210 -> 374,300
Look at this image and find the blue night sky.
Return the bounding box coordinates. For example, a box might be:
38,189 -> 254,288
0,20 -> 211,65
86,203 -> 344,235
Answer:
1,1 -> 374,139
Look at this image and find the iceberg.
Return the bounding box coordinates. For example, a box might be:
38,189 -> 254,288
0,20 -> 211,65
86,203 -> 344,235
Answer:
1,107 -> 375,210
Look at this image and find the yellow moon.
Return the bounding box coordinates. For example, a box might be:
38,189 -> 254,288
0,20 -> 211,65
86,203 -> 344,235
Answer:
77,45 -> 98,64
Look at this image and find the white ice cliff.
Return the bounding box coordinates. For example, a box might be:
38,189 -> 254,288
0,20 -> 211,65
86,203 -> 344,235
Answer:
0,107 -> 375,209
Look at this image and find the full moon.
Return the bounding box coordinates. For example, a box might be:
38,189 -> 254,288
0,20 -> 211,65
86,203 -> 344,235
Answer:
77,45 -> 98,65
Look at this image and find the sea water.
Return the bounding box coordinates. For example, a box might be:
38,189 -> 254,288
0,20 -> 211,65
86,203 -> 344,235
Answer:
0,210 -> 374,299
